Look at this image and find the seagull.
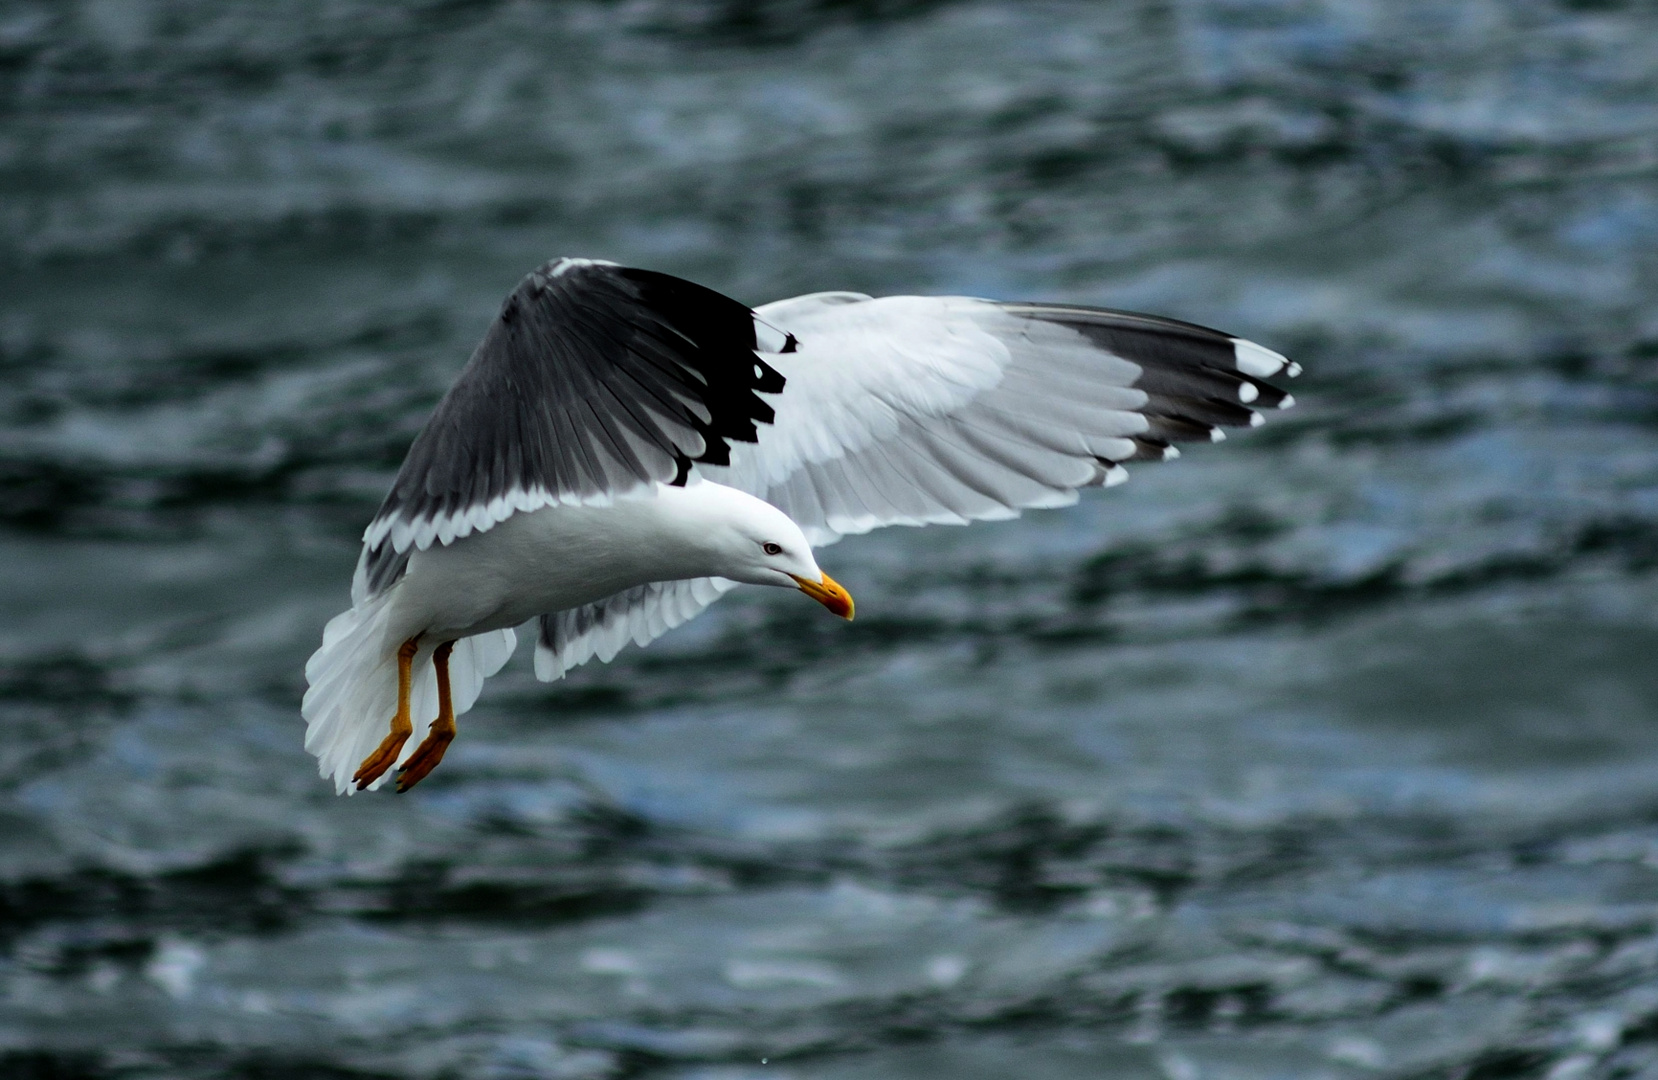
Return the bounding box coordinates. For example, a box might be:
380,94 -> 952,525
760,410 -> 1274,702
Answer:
303,257 -> 1298,793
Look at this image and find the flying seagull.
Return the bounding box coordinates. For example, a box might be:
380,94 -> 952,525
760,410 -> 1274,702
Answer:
303,258 -> 1298,793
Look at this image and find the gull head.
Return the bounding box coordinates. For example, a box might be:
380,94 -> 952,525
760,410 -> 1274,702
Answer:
689,483 -> 854,620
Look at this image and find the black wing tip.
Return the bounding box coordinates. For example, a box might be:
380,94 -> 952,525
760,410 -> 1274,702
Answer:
528,257 -> 789,458
752,354 -> 786,394
1005,300 -> 1299,447
999,301 -> 1236,344
1004,299 -> 1300,379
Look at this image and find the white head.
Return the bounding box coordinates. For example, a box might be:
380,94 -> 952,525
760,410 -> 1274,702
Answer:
674,481 -> 854,619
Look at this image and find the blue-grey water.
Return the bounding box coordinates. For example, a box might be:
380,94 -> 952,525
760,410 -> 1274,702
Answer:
4,2 -> 1658,1077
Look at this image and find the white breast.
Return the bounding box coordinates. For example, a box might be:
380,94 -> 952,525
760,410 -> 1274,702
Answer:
381,482 -> 742,643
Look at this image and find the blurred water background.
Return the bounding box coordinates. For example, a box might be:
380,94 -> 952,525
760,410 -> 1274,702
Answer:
3,1 -> 1658,1077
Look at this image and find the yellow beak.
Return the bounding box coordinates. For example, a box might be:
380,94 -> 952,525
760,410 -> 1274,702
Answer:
790,571 -> 855,620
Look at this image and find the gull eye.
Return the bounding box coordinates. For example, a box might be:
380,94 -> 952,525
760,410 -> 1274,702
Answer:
762,542 -> 783,556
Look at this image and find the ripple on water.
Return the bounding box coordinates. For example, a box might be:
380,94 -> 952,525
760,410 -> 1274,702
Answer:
2,1 -> 1658,1077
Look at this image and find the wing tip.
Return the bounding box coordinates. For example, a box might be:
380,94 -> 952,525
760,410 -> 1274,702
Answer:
1232,338 -> 1299,380
541,256 -> 620,281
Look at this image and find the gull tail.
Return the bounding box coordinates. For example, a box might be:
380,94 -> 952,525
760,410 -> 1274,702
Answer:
302,591 -> 517,794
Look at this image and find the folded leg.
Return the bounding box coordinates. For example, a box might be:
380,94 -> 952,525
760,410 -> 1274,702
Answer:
397,639 -> 456,792
354,635 -> 420,790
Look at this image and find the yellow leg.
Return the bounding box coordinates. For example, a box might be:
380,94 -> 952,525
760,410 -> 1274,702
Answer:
396,640 -> 456,793
354,636 -> 421,790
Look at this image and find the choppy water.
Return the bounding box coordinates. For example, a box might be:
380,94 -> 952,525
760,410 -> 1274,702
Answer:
3,2 -> 1658,1077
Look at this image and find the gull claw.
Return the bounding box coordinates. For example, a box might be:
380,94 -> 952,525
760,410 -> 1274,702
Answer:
354,727 -> 409,790
395,723 -> 453,792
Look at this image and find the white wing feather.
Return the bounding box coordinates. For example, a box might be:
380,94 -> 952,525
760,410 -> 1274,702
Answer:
533,576 -> 740,682
699,294 -> 1158,545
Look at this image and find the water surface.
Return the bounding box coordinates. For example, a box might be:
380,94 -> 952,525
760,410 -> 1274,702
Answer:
4,2 -> 1658,1077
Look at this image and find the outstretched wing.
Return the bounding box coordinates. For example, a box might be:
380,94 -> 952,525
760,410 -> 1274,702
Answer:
697,293 -> 1298,546
357,258 -> 784,599
527,292 -> 1298,680
534,577 -> 740,682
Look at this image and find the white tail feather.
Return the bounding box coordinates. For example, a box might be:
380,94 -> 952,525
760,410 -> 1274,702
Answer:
302,594 -> 517,794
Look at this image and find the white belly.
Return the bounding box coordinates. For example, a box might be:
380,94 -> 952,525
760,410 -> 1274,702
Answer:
382,488 -> 722,643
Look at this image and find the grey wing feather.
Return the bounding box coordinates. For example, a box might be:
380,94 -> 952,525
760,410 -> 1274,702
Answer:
534,577 -> 740,682
358,259 -> 785,597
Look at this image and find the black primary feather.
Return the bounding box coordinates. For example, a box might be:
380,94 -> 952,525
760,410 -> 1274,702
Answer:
1000,303 -> 1293,449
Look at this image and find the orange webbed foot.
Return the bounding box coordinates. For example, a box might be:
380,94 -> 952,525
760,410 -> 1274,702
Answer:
395,722 -> 454,792
353,728 -> 410,790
